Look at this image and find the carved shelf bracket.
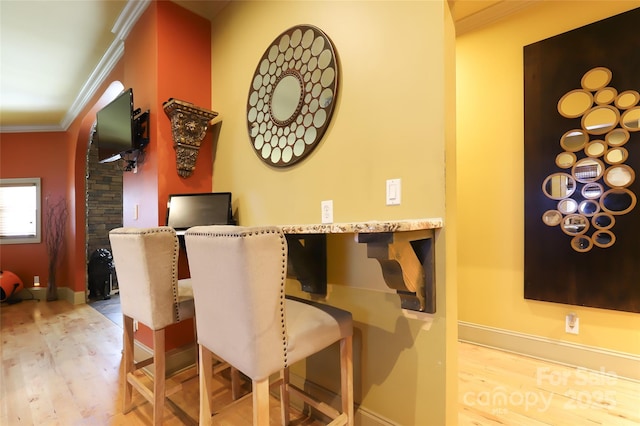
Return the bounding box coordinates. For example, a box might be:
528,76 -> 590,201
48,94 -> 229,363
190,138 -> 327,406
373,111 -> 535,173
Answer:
356,230 -> 435,313
163,98 -> 218,178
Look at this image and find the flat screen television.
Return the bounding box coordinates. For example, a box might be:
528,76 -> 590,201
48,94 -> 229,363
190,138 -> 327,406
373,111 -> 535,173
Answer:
166,192 -> 234,235
96,88 -> 148,163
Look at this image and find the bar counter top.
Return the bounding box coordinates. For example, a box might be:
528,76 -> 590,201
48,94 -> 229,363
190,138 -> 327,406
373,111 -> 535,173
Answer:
280,218 -> 443,235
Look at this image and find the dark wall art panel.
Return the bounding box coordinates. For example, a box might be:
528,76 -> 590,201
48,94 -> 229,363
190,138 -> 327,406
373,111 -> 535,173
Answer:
524,8 -> 640,313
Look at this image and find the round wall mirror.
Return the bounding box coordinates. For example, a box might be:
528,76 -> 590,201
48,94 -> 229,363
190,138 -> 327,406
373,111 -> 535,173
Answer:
592,212 -> 615,230
604,147 -> 628,165
592,230 -> 616,248
560,129 -> 588,152
581,105 -> 619,135
542,210 -> 562,226
620,106 -> 640,131
542,173 -> 576,200
615,90 -> 640,109
600,189 -> 637,215
584,140 -> 606,157
582,182 -> 603,199
605,128 -> 629,146
555,151 -> 576,168
603,164 -> 635,188
594,87 -> 617,105
247,25 -> 339,167
557,89 -> 593,118
572,158 -> 604,183
558,198 -> 578,214
581,67 -> 612,91
571,235 -> 593,252
561,214 -> 589,236
578,199 -> 600,216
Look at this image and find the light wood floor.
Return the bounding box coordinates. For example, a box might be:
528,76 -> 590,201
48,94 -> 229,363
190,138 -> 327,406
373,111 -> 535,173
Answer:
2,300 -> 638,425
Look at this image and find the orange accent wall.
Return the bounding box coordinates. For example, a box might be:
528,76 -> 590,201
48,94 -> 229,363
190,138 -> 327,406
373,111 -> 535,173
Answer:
2,1 -> 211,352
119,0 -> 212,349
0,132 -> 71,288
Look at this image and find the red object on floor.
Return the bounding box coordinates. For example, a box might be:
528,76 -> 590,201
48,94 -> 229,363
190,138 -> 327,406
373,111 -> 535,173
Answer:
0,270 -> 24,302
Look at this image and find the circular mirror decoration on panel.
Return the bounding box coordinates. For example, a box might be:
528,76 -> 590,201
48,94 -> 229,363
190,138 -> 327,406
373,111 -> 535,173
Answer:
545,67 -> 638,252
246,25 -> 339,167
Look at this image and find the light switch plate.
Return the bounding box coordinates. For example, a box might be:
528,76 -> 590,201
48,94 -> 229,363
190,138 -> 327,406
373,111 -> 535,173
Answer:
386,178 -> 401,205
321,200 -> 333,223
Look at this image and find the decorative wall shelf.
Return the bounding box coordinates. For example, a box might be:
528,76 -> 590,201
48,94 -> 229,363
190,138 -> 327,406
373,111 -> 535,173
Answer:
280,218 -> 443,313
163,98 -> 218,178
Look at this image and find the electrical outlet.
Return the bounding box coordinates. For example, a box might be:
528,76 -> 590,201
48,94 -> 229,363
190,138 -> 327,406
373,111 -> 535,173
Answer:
386,178 -> 401,205
321,200 -> 333,224
565,313 -> 579,334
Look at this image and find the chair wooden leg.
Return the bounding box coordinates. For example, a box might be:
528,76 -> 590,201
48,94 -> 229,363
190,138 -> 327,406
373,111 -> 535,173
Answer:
192,317 -> 199,374
199,345 -> 213,426
340,336 -> 354,426
231,367 -> 242,400
122,315 -> 135,414
252,378 -> 270,426
280,368 -> 290,426
153,329 -> 166,426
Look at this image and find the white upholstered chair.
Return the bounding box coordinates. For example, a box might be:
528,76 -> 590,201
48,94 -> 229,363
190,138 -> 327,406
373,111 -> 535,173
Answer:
109,226 -> 235,425
185,225 -> 354,426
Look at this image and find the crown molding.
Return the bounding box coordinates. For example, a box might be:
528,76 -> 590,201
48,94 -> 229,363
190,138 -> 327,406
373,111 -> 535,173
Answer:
456,0 -> 539,36
0,0 -> 150,134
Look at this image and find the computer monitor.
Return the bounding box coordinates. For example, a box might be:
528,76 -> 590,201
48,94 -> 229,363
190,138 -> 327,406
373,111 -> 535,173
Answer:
166,192 -> 233,235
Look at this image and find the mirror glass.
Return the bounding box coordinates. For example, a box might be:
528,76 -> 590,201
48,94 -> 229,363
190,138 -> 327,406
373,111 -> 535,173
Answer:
555,151 -> 576,168
620,106 -> 640,131
584,140 -> 606,157
558,198 -> 578,214
542,173 -> 576,200
603,164 -> 635,188
578,199 -> 600,216
594,87 -> 617,105
604,147 -> 628,165
247,25 -> 339,167
615,90 -> 640,109
560,129 -> 588,152
581,67 -> 612,91
592,230 -> 616,248
557,89 -> 593,118
600,189 -> 637,215
571,235 -> 593,252
592,213 -> 615,229
271,74 -> 302,124
561,214 -> 589,235
542,210 -> 562,226
572,158 -> 604,183
605,128 -> 629,146
582,182 -> 603,199
582,105 -> 619,135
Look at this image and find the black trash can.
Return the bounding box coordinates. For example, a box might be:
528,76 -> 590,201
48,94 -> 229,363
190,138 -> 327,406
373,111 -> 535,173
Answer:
88,248 -> 116,300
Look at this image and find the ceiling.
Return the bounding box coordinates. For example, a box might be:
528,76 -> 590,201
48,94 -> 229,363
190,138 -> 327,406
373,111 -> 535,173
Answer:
0,0 -> 535,134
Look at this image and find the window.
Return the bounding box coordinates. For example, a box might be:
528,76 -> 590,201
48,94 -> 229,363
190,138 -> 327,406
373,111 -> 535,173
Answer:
0,178 -> 41,244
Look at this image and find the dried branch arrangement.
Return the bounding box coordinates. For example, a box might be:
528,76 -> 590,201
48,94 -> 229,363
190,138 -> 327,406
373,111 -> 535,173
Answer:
45,196 -> 67,301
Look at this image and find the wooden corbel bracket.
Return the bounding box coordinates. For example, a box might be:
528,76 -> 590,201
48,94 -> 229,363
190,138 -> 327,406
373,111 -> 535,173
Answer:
356,230 -> 435,313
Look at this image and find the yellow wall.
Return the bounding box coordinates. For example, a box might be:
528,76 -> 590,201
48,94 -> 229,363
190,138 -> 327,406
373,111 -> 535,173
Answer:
209,1 -> 457,424
457,2 -> 640,355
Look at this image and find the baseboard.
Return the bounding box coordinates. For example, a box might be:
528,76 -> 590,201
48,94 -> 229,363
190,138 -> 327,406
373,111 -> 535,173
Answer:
458,321 -> 640,382
133,340 -> 196,376
19,286 -> 86,305
288,372 -> 397,426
